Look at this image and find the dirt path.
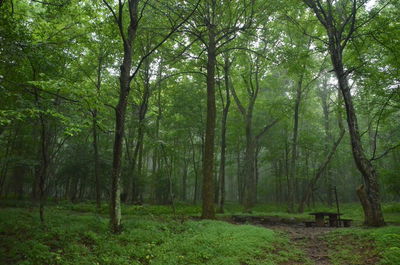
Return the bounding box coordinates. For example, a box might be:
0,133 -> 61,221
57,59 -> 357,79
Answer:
229,217 -> 334,264
263,224 -> 334,265
228,216 -> 379,265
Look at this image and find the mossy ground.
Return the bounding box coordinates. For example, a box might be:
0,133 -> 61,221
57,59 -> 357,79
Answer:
0,201 -> 399,265
0,204 -> 304,265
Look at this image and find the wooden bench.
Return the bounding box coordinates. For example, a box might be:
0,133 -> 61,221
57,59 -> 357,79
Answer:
304,221 -> 316,227
340,219 -> 353,227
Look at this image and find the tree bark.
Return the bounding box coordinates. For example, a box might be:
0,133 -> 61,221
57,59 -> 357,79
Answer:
319,80 -> 334,207
217,56 -> 231,213
93,54 -> 103,210
181,160 -> 188,201
0,129 -> 14,197
189,131 -> 199,204
201,23 -> 217,219
288,76 -> 303,212
106,0 -> 139,233
38,111 -> 50,223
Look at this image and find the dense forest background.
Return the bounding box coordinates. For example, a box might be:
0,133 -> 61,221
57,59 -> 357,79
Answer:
0,0 -> 399,231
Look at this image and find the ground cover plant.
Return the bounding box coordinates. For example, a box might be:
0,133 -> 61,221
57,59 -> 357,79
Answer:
0,205 -> 308,265
1,202 -> 399,265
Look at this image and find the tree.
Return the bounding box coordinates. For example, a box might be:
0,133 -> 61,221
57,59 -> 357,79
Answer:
303,0 -> 385,226
230,50 -> 278,212
102,0 -> 199,232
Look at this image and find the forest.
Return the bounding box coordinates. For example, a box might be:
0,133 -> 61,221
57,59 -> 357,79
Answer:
0,0 -> 399,264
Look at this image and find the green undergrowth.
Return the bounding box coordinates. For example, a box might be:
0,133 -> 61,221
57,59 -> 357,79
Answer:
1,200 -> 399,223
0,207 -> 306,265
220,202 -> 400,224
325,226 -> 400,265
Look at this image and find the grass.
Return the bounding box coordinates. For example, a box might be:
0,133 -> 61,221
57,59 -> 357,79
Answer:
0,200 -> 399,264
0,206 -> 305,265
222,202 -> 400,224
325,226 -> 400,265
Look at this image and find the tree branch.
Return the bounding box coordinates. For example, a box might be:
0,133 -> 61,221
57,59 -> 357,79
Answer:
255,118 -> 279,141
129,0 -> 201,81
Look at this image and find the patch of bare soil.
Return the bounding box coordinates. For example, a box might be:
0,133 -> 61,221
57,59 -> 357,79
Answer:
268,224 -> 334,265
230,216 -> 334,264
225,216 -> 379,265
230,216 -> 379,265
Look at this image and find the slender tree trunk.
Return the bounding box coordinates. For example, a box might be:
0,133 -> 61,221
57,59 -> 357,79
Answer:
330,47 -> 384,226
110,44 -> 134,231
236,143 -> 243,203
217,56 -> 231,213
110,88 -> 128,233
0,130 -> 14,197
38,113 -> 50,223
107,0 -> 139,234
181,157 -> 188,201
284,132 -> 291,206
151,60 -> 163,203
135,129 -> 145,203
92,111 -> 101,209
201,23 -> 216,219
93,55 -> 103,210
320,81 -> 334,207
255,145 -> 261,203
190,132 -> 199,204
243,132 -> 256,212
288,77 -> 303,212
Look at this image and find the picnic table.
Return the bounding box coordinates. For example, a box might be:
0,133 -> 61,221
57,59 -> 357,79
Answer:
309,212 -> 342,227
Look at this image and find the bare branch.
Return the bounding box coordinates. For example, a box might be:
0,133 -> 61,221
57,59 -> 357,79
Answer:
230,82 -> 246,116
371,143 -> 400,161
255,118 -> 279,141
130,0 -> 201,81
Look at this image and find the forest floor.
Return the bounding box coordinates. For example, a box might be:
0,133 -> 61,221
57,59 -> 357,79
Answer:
227,211 -> 400,265
234,220 -> 379,265
261,225 -> 335,265
0,201 -> 399,265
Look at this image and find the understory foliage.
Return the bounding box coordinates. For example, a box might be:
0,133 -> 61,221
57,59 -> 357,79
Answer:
1,203 -> 399,264
0,206 -> 305,265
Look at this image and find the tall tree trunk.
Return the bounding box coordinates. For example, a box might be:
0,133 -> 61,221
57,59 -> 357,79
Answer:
93,55 -> 103,210
217,56 -> 231,213
151,59 -> 163,203
110,85 -> 128,233
304,0 -> 384,228
201,23 -> 216,219
190,131 -> 199,204
236,143 -> 243,203
108,0 -> 139,233
243,131 -> 256,212
0,130 -> 14,197
38,113 -> 50,223
92,112 -> 101,209
181,157 -> 188,201
285,132 -> 291,206
255,145 -> 261,203
319,80 -> 334,207
331,42 -> 384,226
338,74 -> 384,226
288,77 -> 303,212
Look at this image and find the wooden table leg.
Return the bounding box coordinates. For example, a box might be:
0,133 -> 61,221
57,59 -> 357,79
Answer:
329,215 -> 338,227
315,214 -> 325,227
